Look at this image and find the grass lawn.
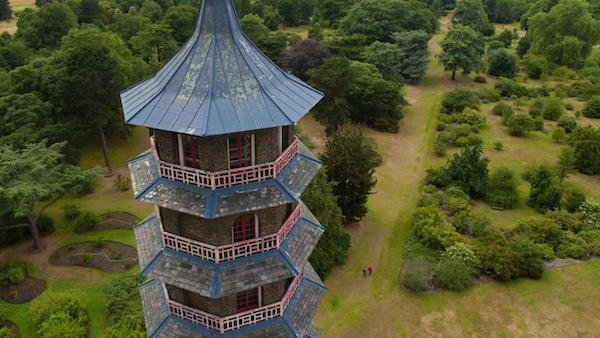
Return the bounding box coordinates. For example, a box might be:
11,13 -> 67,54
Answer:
312,15 -> 600,337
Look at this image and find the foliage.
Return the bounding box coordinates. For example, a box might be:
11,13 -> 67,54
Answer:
536,243 -> 555,260
303,170 -> 351,278
547,210 -> 583,233
512,219 -> 564,249
556,147 -> 575,184
441,146 -> 489,198
441,243 -> 480,275
440,88 -> 479,114
452,0 -> 494,35
523,54 -> 548,79
569,126 -> 600,175
0,327 -> 13,338
391,30 -> 430,83
412,206 -> 457,250
476,230 -> 518,280
31,295 -> 88,338
494,141 -> 504,151
16,4 -> 78,50
76,211 -> 99,229
552,127 -> 567,143
279,39 -> 330,80
528,0 -> 600,68
487,48 -> 518,78
240,14 -> 286,60
161,5 -> 198,43
322,124 -> 381,223
487,166 -> 519,208
511,236 -> 544,279
541,97 -> 564,121
340,0 -> 438,43
491,101 -> 512,117
579,201 -> 600,229
114,174 -> 131,192
0,260 -> 26,287
104,275 -> 146,338
438,24 -> 485,80
434,259 -> 473,290
556,232 -> 590,259
402,255 -> 436,292
582,96 -> 600,118
362,41 -> 405,83
0,0 -> 10,21
506,114 -> 535,136
527,164 -> 563,213
60,204 -> 81,221
579,230 -> 600,255
474,75 -> 487,83
564,189 -> 586,213
517,34 -> 531,57
558,116 -> 577,133
316,0 -> 353,27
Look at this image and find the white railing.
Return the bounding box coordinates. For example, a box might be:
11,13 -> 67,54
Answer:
165,270 -> 304,333
150,136 -> 299,190
157,203 -> 302,263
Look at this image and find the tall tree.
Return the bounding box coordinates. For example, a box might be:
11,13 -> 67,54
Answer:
129,23 -> 178,64
452,0 -> 494,35
528,0 -> 600,68
438,24 -> 485,80
0,0 -> 11,20
317,0 -> 354,27
16,4 -> 78,50
279,39 -> 331,80
57,27 -> 138,175
570,126 -> 600,175
78,0 -> 102,24
161,5 -> 198,43
528,164 -> 563,213
0,142 -> 99,249
442,145 -> 489,198
322,123 -> 382,223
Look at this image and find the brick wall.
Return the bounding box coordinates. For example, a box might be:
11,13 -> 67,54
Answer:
160,203 -> 293,246
166,278 -> 291,317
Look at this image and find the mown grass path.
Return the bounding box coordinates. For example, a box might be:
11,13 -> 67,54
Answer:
313,18 -> 600,338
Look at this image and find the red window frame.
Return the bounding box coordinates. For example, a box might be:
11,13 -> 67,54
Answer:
228,134 -> 253,169
182,135 -> 201,168
236,288 -> 260,313
232,214 -> 258,243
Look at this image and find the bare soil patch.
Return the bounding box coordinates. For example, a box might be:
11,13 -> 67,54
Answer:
75,211 -> 139,233
50,241 -> 137,273
0,274 -> 46,304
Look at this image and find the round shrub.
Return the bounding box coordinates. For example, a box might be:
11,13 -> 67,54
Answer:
476,234 -> 518,281
523,54 -> 547,79
564,189 -> 586,213
510,83 -> 529,98
557,116 -> 577,133
542,97 -> 564,121
582,96 -> 600,118
579,201 -> 600,230
402,256 -> 436,292
61,204 -> 81,221
533,116 -> 544,131
31,295 -> 88,338
434,259 -> 473,291
512,236 -> 544,279
488,39 -> 505,51
441,88 -> 480,114
512,219 -> 563,249
453,108 -> 486,128
578,230 -> 600,256
0,261 -> 25,286
412,206 -> 457,250
557,232 -> 590,260
474,75 -> 487,83
495,78 -> 515,97
488,48 -> 518,78
441,243 -> 480,275
436,121 -> 448,131
529,99 -> 543,118
76,211 -> 98,229
507,114 -> 535,136
551,127 -> 567,143
535,243 -> 555,261
433,140 -> 447,157
487,166 -> 519,209
492,101 -> 513,117
0,327 -> 14,338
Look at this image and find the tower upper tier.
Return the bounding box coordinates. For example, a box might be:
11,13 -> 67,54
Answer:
120,0 -> 323,137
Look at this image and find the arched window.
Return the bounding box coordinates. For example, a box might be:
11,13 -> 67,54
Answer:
232,214 -> 259,243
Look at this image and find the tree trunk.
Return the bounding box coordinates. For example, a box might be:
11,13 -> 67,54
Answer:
27,216 -> 41,250
99,124 -> 113,176
452,69 -> 456,81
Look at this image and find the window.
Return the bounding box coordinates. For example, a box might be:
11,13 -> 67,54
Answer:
232,214 -> 258,243
236,287 -> 260,313
228,133 -> 254,169
180,134 -> 201,168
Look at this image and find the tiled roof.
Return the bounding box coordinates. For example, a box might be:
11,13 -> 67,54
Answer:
133,209 -> 323,298
120,0 -> 322,137
127,142 -> 321,219
139,279 -> 169,334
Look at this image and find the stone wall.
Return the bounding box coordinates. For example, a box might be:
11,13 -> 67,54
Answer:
153,127 -> 296,171
160,203 -> 294,245
166,279 -> 291,317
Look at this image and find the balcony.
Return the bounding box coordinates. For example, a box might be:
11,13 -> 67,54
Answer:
150,136 -> 299,190
156,203 -> 302,263
165,270 -> 304,333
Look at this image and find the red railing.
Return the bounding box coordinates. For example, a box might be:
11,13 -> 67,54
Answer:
165,270 -> 304,333
157,203 -> 302,263
150,136 -> 299,190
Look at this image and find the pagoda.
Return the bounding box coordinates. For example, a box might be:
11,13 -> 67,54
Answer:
122,0 -> 326,336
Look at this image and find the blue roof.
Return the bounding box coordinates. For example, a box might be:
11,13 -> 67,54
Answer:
120,0 -> 323,137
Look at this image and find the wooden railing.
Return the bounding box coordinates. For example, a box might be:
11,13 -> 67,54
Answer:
150,136 -> 299,190
165,270 -> 304,333
157,203 -> 302,263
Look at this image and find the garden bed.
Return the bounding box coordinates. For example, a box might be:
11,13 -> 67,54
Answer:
74,212 -> 139,233
0,274 -> 46,304
0,320 -> 20,338
50,241 -> 137,273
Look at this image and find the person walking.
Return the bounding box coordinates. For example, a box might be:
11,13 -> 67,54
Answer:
362,266 -> 367,277
368,266 -> 373,275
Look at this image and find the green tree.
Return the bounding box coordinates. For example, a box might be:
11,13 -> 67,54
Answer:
139,0 -> 163,22
528,0 -> 600,68
440,88 -> 479,114
109,13 -> 152,43
104,275 -> 146,337
161,5 -> 198,44
308,13 -> 324,40
240,14 -> 287,59
528,164 -> 563,213
303,170 -> 351,279
362,42 -> 405,83
392,30 -> 430,83
582,96 -> 600,118
557,147 -> 576,183
452,0 -> 494,35
322,123 -> 382,223
130,23 -> 178,65
570,126 -> 600,175
16,4 -> 78,50
438,24 -> 485,80
308,56 -> 352,131
57,27 -> 138,175
317,0 -> 354,27
487,48 -> 518,78
0,142 -> 99,249
340,0 -> 438,43
278,0 -> 300,26
78,0 -> 102,24
442,146 -> 489,198
0,0 -> 12,20
487,166 -> 519,208
506,114 -> 535,136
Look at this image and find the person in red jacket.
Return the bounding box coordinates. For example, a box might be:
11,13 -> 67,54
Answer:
368,266 -> 373,275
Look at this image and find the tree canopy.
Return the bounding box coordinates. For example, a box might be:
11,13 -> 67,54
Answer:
161,5 -> 198,43
487,48 -> 518,78
452,0 -> 494,36
438,24 -> 485,80
16,4 -> 78,50
570,126 -> 600,175
278,39 -> 330,80
0,0 -> 11,20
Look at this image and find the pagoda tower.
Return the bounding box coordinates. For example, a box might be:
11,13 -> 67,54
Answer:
121,0 -> 326,337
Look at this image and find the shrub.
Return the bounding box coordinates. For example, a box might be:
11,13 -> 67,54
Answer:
582,96 -> 600,118
436,121 -> 448,131
441,146 -> 489,198
528,165 -> 563,213
557,116 -> 577,133
113,174 -> 131,192
547,210 -> 583,233
95,237 -> 104,248
476,233 -> 518,281
441,243 -> 480,275
529,99 -> 543,118
76,211 -> 98,229
494,141 -> 504,151
533,116 -> 544,131
552,66 -> 576,80
565,102 -> 574,111
536,243 -> 555,261
453,108 -> 486,128
551,127 -> 567,143
492,101 -> 513,117
474,75 -> 487,83
441,88 -> 479,114
579,230 -> 600,255
523,54 -> 547,79
511,236 -> 544,279
579,201 -> 600,230
488,39 -> 505,51
83,254 -> 92,265
104,275 -> 146,337
564,190 -> 586,213
512,219 -> 563,249
61,204 -> 81,221
542,97 -> 564,121
452,211 -> 490,236
412,207 -> 457,250
402,256 -> 436,292
570,126 -> 600,175
424,185 -> 437,194
480,88 -> 501,103
557,232 -> 590,260
0,261 -> 25,286
487,166 -> 519,209
495,78 -> 514,97
31,295 -> 88,338
434,259 -> 473,291
0,327 -> 14,338
488,48 -> 518,78
507,114 -> 535,136
511,83 -> 528,98
433,140 -> 447,157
